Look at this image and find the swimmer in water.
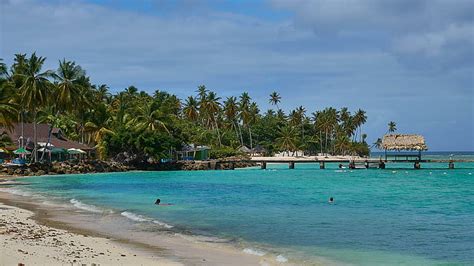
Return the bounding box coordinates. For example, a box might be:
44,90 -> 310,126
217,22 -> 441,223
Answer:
155,198 -> 174,206
328,197 -> 334,203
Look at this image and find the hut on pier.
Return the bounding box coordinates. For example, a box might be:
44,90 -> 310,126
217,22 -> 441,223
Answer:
381,134 -> 428,161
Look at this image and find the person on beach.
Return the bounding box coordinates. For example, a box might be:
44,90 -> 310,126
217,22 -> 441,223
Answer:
328,197 -> 334,203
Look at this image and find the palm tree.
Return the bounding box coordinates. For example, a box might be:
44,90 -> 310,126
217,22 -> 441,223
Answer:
183,96 -> 199,122
15,53 -> 54,162
373,138 -> 383,150
354,109 -> 367,142
94,84 -> 111,103
388,121 -> 397,133
224,96 -> 241,146
276,126 -> 297,155
239,92 -> 252,147
205,91 -> 222,146
53,59 -> 86,112
131,102 -> 170,133
296,105 -> 306,142
0,82 -> 17,130
269,91 -> 281,110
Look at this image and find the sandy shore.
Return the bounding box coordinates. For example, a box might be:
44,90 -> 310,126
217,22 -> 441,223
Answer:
0,201 -> 179,265
0,178 -> 290,266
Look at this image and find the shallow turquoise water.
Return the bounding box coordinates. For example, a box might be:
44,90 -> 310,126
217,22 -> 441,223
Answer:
9,162 -> 474,265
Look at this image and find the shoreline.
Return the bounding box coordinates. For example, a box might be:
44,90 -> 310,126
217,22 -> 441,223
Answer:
0,185 -> 291,266
0,198 -> 179,265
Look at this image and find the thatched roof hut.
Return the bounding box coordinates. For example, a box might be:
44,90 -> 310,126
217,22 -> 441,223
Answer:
381,134 -> 428,151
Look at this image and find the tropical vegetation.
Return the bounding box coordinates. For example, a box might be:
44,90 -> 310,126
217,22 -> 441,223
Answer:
0,53 -> 371,162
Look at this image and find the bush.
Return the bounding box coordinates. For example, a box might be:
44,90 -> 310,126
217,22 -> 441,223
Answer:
209,147 -> 243,159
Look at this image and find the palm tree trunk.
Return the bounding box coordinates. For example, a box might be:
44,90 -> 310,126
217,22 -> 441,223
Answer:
325,129 -> 328,155
214,117 -> 222,147
40,125 -> 53,161
233,121 -> 241,146
20,110 -> 24,148
248,126 -> 253,149
33,110 -> 37,163
238,123 -> 244,147
319,131 -> 322,155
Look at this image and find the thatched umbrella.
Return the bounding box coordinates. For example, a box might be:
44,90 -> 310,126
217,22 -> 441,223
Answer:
381,134 -> 428,151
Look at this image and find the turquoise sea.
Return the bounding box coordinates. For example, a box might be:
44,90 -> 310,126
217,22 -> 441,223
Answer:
4,153 -> 474,265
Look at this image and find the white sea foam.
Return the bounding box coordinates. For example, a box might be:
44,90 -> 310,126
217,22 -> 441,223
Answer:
121,211 -> 174,228
70,199 -> 104,213
121,211 -> 149,222
276,254 -> 288,263
243,248 -> 266,256
152,220 -> 174,229
0,187 -> 33,197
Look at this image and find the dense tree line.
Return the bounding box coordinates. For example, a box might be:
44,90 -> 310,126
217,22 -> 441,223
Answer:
0,53 -> 371,162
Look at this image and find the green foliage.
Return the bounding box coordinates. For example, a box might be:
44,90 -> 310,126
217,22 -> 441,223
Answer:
209,147 -> 243,159
1,52 -> 373,161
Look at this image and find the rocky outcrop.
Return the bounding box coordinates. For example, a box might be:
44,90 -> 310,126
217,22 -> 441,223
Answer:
0,157 -> 256,177
0,160 -> 129,177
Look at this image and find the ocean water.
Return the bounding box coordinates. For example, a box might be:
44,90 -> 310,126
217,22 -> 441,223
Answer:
5,157 -> 474,265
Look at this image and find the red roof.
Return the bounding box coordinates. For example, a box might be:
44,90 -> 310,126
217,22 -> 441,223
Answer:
1,123 -> 94,151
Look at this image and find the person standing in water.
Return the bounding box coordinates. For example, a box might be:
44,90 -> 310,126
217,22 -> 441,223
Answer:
155,198 -> 161,205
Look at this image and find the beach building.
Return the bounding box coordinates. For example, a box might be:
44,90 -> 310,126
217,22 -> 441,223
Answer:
176,144 -> 211,160
0,123 -> 95,161
381,134 -> 428,161
239,145 -> 267,157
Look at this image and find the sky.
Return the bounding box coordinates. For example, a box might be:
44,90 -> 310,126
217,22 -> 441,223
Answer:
1,0 -> 473,151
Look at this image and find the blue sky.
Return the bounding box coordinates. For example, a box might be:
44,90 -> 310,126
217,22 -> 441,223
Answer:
1,0 -> 473,151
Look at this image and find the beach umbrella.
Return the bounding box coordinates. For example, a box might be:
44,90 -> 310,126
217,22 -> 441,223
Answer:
67,148 -> 83,154
51,148 -> 66,154
13,147 -> 31,155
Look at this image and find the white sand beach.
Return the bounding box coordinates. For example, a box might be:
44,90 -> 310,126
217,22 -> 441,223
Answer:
0,202 -> 180,266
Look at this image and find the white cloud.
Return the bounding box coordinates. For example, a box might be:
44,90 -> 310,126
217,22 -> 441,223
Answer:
1,0 -> 473,150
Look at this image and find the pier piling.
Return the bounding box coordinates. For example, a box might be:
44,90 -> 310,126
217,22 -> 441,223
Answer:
289,162 -> 295,169
261,162 -> 267,170
319,162 -> 325,169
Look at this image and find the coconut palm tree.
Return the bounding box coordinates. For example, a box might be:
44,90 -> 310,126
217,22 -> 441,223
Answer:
131,102 -> 170,133
276,126 -> 297,155
53,59 -> 86,112
0,81 -> 17,130
224,96 -> 241,145
269,91 -> 281,110
15,53 -> 54,162
388,121 -> 397,133
239,92 -> 252,147
354,109 -> 367,142
205,91 -> 222,146
183,96 -> 199,122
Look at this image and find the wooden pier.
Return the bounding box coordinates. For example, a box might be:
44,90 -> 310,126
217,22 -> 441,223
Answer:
248,157 -> 474,170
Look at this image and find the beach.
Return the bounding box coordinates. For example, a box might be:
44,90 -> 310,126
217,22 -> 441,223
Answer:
0,182 -> 286,266
0,201 -> 178,265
